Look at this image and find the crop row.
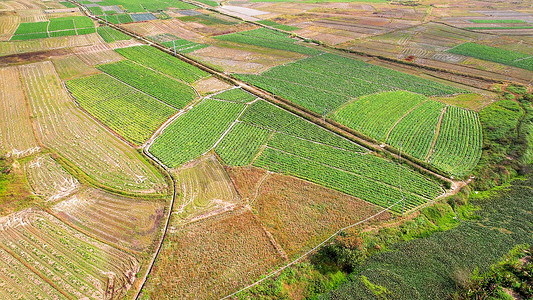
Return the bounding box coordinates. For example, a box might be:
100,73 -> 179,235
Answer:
211,88 -> 256,103
447,42 -> 533,71
253,148 -> 429,212
11,17 -> 95,41
332,91 -> 427,142
115,45 -> 208,83
215,122 -> 271,166
215,28 -> 322,56
429,106 -> 483,177
240,100 -> 366,152
149,99 -> 245,168
96,26 -> 131,43
387,100 -> 446,160
267,133 -> 443,199
67,73 -> 177,145
97,60 -> 197,109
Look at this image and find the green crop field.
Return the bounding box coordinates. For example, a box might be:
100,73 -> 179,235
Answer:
75,0 -> 195,13
387,100 -> 446,160
97,60 -> 197,109
332,91 -> 427,141
161,38 -> 209,53
115,45 -> 209,83
447,43 -> 533,71
66,74 -> 176,145
215,28 -> 322,56
211,88 -> 256,103
253,147 -> 439,213
215,122 -> 271,166
236,53 -> 465,114
465,26 -> 533,30
240,100 -> 366,152
429,106 -> 482,177
101,14 -> 135,24
60,1 -> 77,7
257,20 -> 299,31
149,99 -> 245,168
10,17 -> 95,40
97,26 -> 131,42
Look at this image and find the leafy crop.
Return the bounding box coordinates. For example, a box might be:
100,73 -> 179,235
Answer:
447,43 -> 533,71
97,60 -> 197,109
96,26 -> 131,42
211,88 -> 256,103
257,20 -> 299,31
11,17 -> 95,40
115,45 -> 209,83
215,123 -> 270,166
66,74 -> 176,145
149,99 -> 244,168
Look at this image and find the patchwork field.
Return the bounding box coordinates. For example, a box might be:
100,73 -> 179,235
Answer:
448,43 -> 533,71
11,16 -> 95,40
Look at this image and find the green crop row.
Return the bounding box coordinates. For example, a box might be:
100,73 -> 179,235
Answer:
253,148 -> 429,212
149,99 -> 245,168
447,42 -> 533,71
215,28 -> 322,56
161,38 -> 209,54
11,17 -> 95,40
267,133 -> 443,199
97,60 -> 197,109
240,100 -> 366,152
332,91 -> 427,142
387,100 -> 446,160
211,88 -> 256,103
96,26 -> 131,42
115,45 -> 209,83
66,74 -> 176,145
215,122 -> 271,166
257,20 -> 299,31
429,106 -> 483,177
236,53 -> 464,114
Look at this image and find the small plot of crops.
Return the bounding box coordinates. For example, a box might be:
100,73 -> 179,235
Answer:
52,54 -> 100,80
96,26 -> 131,42
240,100 -> 366,152
215,123 -> 271,166
215,28 -> 322,56
162,38 -> 209,53
25,155 -> 79,202
10,16 -> 95,41
67,73 -> 176,145
149,99 -> 245,168
429,106 -> 482,177
211,88 -> 256,103
21,62 -> 167,194
0,209 -> 140,299
97,60 -> 197,109
332,91 -> 427,141
469,19 -> 527,23
257,20 -> 299,31
178,14 -> 237,25
447,42 -> 533,71
115,45 -> 209,83
236,53 -> 465,114
100,14 -> 134,24
52,188 -> 166,251
387,100 -> 446,160
172,155 -> 241,224
75,0 -> 197,13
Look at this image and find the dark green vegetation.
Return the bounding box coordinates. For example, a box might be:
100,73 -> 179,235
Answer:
215,123 -> 270,166
96,26 -> 132,42
10,16 -> 95,40
473,90 -> 533,190
66,74 -> 176,145
448,43 -> 533,71
257,20 -> 299,31
115,45 -> 209,83
453,244 -> 532,299
215,28 -> 323,56
236,53 -> 465,114
149,99 -> 245,167
211,88 -> 256,103
97,60 -> 197,109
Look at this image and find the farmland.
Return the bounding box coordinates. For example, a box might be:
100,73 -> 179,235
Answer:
215,28 -> 323,56
66,73 -> 177,145
211,88 -> 256,103
149,99 -> 245,168
10,16 -> 95,41
448,43 -> 533,71
25,154 -> 79,202
115,45 -> 209,83
20,62 -> 167,194
236,53 -> 465,114
215,123 -> 271,166
97,60 -> 197,109
97,26 -> 132,43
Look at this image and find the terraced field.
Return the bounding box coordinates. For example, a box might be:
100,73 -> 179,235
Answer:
447,42 -> 533,71
20,61 -> 167,194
